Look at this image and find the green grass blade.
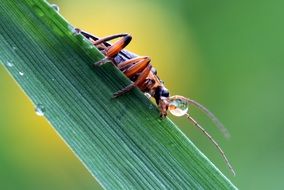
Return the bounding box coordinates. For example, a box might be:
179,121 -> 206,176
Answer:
0,0 -> 237,189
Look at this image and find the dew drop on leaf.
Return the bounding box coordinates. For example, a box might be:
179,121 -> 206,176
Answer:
51,4 -> 60,12
35,104 -> 45,116
6,61 -> 14,67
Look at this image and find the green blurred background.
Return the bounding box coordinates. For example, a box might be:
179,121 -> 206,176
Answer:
1,0 -> 283,189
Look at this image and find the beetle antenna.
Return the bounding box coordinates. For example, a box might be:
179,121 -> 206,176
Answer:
180,97 -> 230,138
185,113 -> 236,176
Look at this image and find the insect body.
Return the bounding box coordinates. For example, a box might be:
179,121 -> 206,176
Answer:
76,29 -> 235,176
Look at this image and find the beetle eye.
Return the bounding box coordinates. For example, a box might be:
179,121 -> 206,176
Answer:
161,88 -> 169,97
154,86 -> 169,104
168,98 -> 188,117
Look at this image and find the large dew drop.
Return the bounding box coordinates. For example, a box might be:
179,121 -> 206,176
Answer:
168,97 -> 188,117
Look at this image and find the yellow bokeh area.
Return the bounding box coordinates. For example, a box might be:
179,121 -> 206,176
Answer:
1,0 -> 284,189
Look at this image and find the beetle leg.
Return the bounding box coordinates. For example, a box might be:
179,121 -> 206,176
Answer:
113,58 -> 152,98
119,56 -> 151,78
76,29 -> 126,46
92,34 -> 129,46
94,34 -> 132,66
76,29 -> 133,66
88,34 -> 127,52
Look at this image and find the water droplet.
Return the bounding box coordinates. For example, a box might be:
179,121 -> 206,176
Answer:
19,71 -> 24,76
51,4 -> 60,12
6,61 -> 14,67
35,104 -> 45,116
12,46 -> 17,51
168,97 -> 188,117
